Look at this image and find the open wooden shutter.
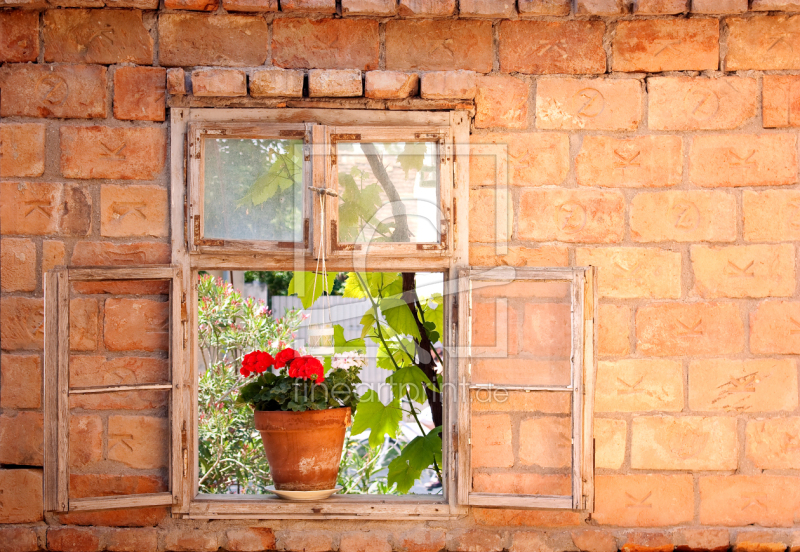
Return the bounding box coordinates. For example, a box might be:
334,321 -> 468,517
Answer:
456,267 -> 596,510
44,266 -> 183,513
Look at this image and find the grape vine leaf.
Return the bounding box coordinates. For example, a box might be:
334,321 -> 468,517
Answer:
333,324 -> 366,354
398,142 -> 426,178
386,365 -> 431,404
387,426 -> 442,493
380,297 -> 421,339
287,272 -> 336,309
351,390 -> 403,448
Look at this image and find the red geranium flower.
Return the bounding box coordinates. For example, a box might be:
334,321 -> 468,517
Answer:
275,347 -> 301,369
241,350 -> 274,377
288,355 -> 324,383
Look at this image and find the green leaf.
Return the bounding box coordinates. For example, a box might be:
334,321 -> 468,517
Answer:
380,297 -> 421,339
343,273 -> 366,299
359,308 -> 377,339
386,365 -> 431,404
387,427 -> 442,493
287,272 -> 336,309
366,272 -> 402,299
351,389 -> 402,448
333,324 -> 366,354
398,142 -> 426,178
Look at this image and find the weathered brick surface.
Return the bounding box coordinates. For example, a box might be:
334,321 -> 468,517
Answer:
517,0 -> 571,15
397,0 -> 455,16
675,529 -> 730,552
192,68 -> 246,97
0,469 -> 43,523
594,475 -> 694,526
48,527 -> 101,552
536,78 -> 642,131
471,413 -> 513,468
693,0 -> 747,12
763,75 -> 800,128
744,417 -> 800,472
648,76 -> 757,131
221,0 -> 277,10
385,20 -> 493,72
469,188 -> 510,243
577,0 -> 624,14
699,476 -> 800,527
0,296 -> 44,350
165,0 -> 218,9
576,135 -> 682,188
159,14 -> 268,67
471,132 -> 569,187
281,0 -> 336,11
103,528 -> 159,552
631,416 -> 738,470
341,0 -> 397,15
472,473 -> 570,495
43,10 -> 153,64
338,531 -> 392,552
69,473 -> 166,497
0,11 -> 39,63
577,247 -> 681,299
250,68 -> 304,98
421,71 -> 476,100
630,191 -> 737,243
69,414 -> 103,469
636,302 -> 744,356
0,526 -> 39,552
70,297 -> 99,351
474,74 -> 528,129
396,528 -> 446,552
518,189 -> 625,243
273,19 -> 379,71
469,245 -> 569,267
71,241 -> 171,266
107,415 -> 168,469
744,190 -> 800,242
499,21 -> 605,75
595,359 -> 684,412
598,304 -> 631,356
60,126 -> 167,180
727,16 -> 800,70
613,19 -> 719,72
1,238 -> 36,292
0,64 -> 107,119
104,298 -> 169,351
473,508 -> 584,527
750,301 -> 800,354
519,417 -> 571,469
689,134 -> 797,187
0,354 -> 42,409
276,530 -> 334,552
0,411 -> 43,465
595,418 -> 626,469
43,240 -> 66,274
634,0 -> 689,14
114,67 -> 166,122
0,123 -> 46,178
571,530 -> 618,552
751,0 -> 800,8
689,359 -> 798,413
166,68 -> 186,95
459,0 -> 515,17
447,529 -> 503,552
691,244 -> 796,299
225,528 -> 277,552
308,69 -> 362,97
365,71 -> 418,100
100,185 -> 168,238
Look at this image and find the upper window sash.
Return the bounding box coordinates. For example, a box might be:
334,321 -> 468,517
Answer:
187,122 -> 312,253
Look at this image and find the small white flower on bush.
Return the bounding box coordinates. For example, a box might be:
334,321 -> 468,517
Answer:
331,351 -> 367,370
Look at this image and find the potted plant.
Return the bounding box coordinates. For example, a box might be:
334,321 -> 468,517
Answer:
236,347 -> 362,494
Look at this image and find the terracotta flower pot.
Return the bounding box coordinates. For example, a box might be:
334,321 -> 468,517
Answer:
254,407 -> 351,491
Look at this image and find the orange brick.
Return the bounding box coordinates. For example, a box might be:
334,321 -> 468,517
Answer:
2,182 -> 92,237
594,474 -> 694,526
0,411 -> 43,465
158,13 -> 268,67
341,0 -> 397,15
571,530 -> 618,552
225,528 -> 277,552
71,241 -> 170,266
273,18 -> 378,70
420,70 -> 476,100
689,359 -> 798,413
107,415 -> 168,469
473,508 -> 584,527
520,416 -> 571,468
518,189 -> 625,243
577,0 -> 625,13
281,0 -> 335,11
691,245 -> 795,299
631,416 -> 738,470
727,16 -> 800,70
630,191 -> 737,243
522,302 -> 570,357
471,413 -> 513,468
499,20 -> 605,74
595,359 -> 684,412
459,0 -> 516,17
675,529 -> 730,552
752,0 -> 800,9
634,0 -> 688,12
100,185 -> 169,238
47,527 -> 102,552
576,135 -> 682,189
192,68 -> 247,97
43,240 -> 66,274
0,64 -> 107,119
469,245 -> 569,267
744,190 -> 800,242
750,301 -> 800,355
763,75 -> 800,128
0,297 -> 44,351
70,387 -> 168,410
475,74 -> 528,129
69,414 -> 103,469
274,531 -> 331,552
692,0 -> 746,12
308,69 -> 362,97
0,526 -> 38,552
690,134 -> 797,187
613,19 -> 718,72
365,71 -> 419,100
0,123 -> 46,177
699,476 -> 800,526
385,20 -> 493,72
469,188 -> 511,243
473,473 -> 569,496
397,0 -> 455,16
165,0 -> 218,9
446,530 -> 502,552
518,0 -> 571,15
43,10 -> 153,64
648,76 -> 757,131
595,418 -> 626,469
70,297 -> 99,351
62,473 -> 168,527
598,304 -> 631,356
621,533 -> 674,552
636,302 -> 744,356
70,356 -> 169,387
222,0 -> 277,10
113,67 -> 166,122
0,11 -> 39,62
396,528 -> 446,552
470,390 -> 570,414
0,238 -> 36,292
104,298 -> 169,352
60,126 -> 167,180
471,132 -> 568,187
576,247 -> 681,299
0,354 -> 41,409
103,528 -> 159,552
746,417 -> 800,469
472,299 -> 519,356
0,469 -> 43,523
510,532 -> 549,552
72,280 -> 170,295
536,77 -> 642,131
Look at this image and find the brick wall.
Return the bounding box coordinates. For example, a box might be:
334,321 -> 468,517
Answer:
3,0 -> 800,551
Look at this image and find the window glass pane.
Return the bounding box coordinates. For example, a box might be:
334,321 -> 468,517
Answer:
336,141 -> 440,245
203,138 -> 304,242
470,279 -> 572,387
